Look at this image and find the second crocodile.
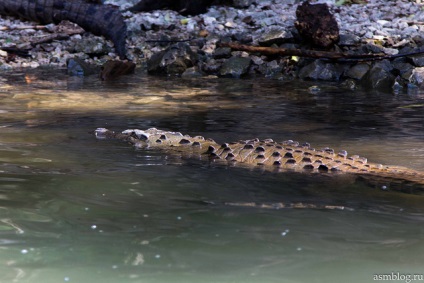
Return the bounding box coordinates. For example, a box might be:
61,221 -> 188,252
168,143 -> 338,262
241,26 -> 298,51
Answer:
0,0 -> 127,58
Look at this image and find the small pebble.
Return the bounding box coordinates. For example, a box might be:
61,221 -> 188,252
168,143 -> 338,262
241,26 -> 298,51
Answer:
308,86 -> 320,94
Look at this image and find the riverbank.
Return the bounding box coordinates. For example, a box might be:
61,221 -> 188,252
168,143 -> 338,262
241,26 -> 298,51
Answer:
1,0 -> 424,89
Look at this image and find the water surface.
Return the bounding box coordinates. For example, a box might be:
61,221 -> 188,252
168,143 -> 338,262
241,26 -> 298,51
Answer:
1,69 -> 424,283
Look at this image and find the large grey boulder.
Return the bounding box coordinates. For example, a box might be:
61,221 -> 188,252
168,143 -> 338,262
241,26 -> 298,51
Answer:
219,56 -> 252,78
147,42 -> 198,75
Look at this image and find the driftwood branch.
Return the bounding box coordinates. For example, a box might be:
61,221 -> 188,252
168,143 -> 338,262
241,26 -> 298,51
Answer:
0,25 -> 48,31
29,33 -> 72,45
218,42 -> 424,62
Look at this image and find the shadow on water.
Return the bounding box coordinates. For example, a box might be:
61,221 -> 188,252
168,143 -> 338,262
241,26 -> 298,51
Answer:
1,68 -> 424,282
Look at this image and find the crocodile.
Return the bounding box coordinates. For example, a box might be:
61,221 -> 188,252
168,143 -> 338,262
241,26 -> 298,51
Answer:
94,127 -> 424,194
0,0 -> 127,58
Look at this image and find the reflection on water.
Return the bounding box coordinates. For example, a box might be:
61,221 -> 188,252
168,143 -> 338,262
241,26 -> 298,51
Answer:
0,69 -> 424,282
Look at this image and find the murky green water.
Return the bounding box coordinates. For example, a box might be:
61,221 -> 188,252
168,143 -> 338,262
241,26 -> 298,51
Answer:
1,69 -> 424,283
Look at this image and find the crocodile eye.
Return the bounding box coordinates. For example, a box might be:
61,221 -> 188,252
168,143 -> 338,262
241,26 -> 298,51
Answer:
139,134 -> 149,141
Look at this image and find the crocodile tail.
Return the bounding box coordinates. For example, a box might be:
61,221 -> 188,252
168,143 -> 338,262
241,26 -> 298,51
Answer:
0,0 -> 127,59
360,167 -> 424,194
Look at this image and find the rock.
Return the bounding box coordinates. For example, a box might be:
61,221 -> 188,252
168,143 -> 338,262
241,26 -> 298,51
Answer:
201,58 -> 223,74
218,56 -> 251,78
381,47 -> 398,56
298,60 -> 345,81
345,63 -> 370,80
181,66 -> 203,78
263,60 -> 283,78
338,34 -> 361,46
99,60 -> 136,81
409,67 -> 424,88
66,58 -> 99,76
340,79 -> 357,90
213,47 -> 232,59
258,27 -> 293,46
233,0 -> 254,8
412,35 -> 424,46
232,32 -> 253,44
147,42 -> 198,75
392,60 -> 414,80
68,36 -> 111,55
409,55 -> 424,67
363,60 -> 395,89
361,44 -> 385,54
295,2 -> 339,48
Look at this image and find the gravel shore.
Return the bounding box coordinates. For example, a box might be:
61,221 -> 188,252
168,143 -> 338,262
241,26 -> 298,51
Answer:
1,0 -> 424,88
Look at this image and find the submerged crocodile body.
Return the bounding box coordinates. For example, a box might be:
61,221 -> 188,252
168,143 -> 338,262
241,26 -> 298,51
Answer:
0,0 -> 127,58
95,128 -> 424,194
